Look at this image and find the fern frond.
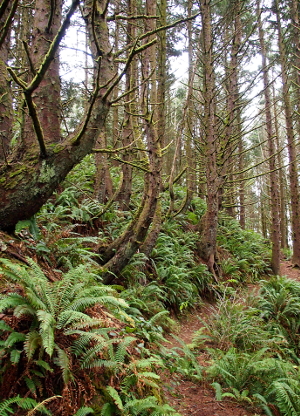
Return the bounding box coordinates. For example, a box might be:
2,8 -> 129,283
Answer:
5,331 -> 26,347
57,310 -> 97,329
129,357 -> 164,370
271,380 -> 300,416
148,310 -> 170,326
211,382 -> 223,401
10,348 -> 22,364
36,310 -> 55,356
69,295 -> 128,313
0,320 -> 12,332
26,288 -> 50,312
24,375 -> 38,395
24,330 -> 42,359
105,386 -> 124,411
100,403 -> 114,416
123,396 -> 157,413
0,259 -> 32,283
0,293 -> 26,313
53,346 -> 73,384
114,336 -> 136,363
0,395 -> 48,416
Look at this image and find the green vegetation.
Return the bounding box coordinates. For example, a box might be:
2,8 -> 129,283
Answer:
0,158 -> 292,416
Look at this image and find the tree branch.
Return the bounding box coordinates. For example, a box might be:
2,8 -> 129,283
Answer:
24,92 -> 47,158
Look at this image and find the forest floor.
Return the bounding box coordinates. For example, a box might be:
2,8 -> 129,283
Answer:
161,260 -> 300,416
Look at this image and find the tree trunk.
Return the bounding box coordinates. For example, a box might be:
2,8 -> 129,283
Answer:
275,0 -> 300,265
197,0 -> 220,280
0,0 -> 16,162
22,0 -> 62,150
257,0 -> 281,275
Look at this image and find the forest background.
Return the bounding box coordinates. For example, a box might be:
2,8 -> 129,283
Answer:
1,0 -> 300,415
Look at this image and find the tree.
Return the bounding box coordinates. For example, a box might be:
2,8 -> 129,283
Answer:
273,0 -> 300,266
257,0 -> 281,274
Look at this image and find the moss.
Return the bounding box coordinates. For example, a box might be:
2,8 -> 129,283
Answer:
9,166 -> 27,178
38,160 -> 56,183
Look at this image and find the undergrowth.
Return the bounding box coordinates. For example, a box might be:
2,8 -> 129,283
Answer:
199,275 -> 300,416
0,157 -> 275,415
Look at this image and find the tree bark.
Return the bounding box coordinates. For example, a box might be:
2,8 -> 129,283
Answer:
274,0 -> 300,265
197,0 -> 220,280
257,0 -> 281,275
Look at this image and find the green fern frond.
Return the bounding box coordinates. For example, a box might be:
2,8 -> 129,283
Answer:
56,310 -> 97,329
0,293 -> 26,313
0,395 -> 49,416
24,375 -> 38,395
0,259 -> 33,283
123,396 -> 158,414
105,386 -> 124,411
151,403 -> 181,416
129,357 -> 164,370
115,336 -> 136,363
10,348 -> 22,364
0,320 -> 12,332
24,330 -> 42,359
79,344 -> 112,370
148,310 -> 170,326
26,288 -> 50,312
53,346 -> 73,384
5,331 -> 26,347
211,382 -> 223,401
14,302 -> 36,318
100,403 -> 114,416
36,310 -> 55,356
271,380 -> 300,416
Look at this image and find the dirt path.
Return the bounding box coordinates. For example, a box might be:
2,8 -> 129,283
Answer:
161,261 -> 300,416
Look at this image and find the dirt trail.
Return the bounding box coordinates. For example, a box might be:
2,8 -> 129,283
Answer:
161,260 -> 300,416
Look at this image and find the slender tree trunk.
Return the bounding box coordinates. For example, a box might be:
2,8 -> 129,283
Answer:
275,0 -> 300,265
197,0 -> 220,280
272,81 -> 288,249
257,0 -> 281,275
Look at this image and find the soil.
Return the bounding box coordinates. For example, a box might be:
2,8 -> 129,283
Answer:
161,260 -> 300,416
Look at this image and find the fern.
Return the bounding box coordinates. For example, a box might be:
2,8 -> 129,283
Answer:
105,386 -> 124,411
53,345 -> 73,383
0,396 -> 51,416
269,379 -> 300,416
114,336 -> 136,362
